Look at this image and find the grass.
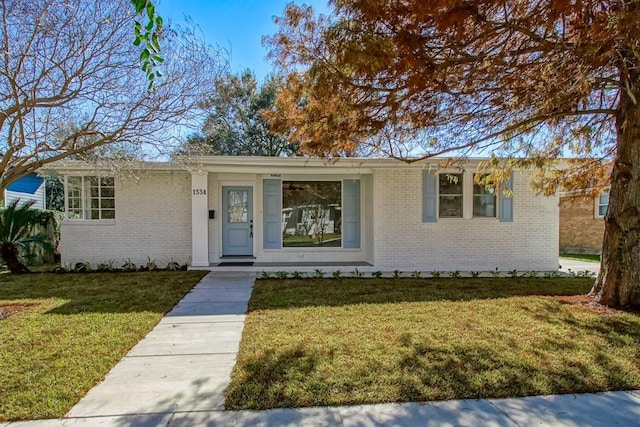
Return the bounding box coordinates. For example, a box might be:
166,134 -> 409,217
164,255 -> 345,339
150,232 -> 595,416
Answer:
0,271 -> 207,421
560,253 -> 601,262
226,278 -> 640,410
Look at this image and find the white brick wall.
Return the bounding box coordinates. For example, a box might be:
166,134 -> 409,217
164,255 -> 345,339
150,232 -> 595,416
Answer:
60,171 -> 192,267
371,168 -> 558,271
59,164 -> 558,271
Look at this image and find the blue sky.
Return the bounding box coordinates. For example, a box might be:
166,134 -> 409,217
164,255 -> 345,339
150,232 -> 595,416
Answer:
158,0 -> 330,81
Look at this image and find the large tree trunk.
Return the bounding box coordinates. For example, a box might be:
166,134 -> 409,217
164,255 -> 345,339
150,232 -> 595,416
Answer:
591,76 -> 640,307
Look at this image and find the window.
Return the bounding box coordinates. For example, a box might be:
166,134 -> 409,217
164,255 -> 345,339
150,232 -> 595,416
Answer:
282,181 -> 341,247
439,173 -> 463,218
596,192 -> 609,218
66,176 -> 115,220
424,170 -> 512,222
473,174 -> 496,218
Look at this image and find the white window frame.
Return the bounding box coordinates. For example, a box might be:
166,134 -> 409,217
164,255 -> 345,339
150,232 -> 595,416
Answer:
595,191 -> 609,219
64,176 -> 115,221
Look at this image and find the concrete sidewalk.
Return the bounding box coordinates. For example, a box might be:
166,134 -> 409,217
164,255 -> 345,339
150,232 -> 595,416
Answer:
4,271 -> 640,427
559,257 -> 601,275
5,391 -> 640,426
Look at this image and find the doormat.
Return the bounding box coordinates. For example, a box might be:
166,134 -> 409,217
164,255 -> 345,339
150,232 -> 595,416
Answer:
218,262 -> 254,267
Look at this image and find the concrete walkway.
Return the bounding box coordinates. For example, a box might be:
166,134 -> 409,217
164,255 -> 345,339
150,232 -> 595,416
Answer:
66,271 -> 255,418
4,271 -> 640,427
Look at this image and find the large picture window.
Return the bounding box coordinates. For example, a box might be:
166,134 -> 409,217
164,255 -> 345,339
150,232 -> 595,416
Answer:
66,176 -> 115,220
282,181 -> 341,247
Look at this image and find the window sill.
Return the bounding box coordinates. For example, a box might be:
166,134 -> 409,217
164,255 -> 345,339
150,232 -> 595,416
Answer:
62,219 -> 116,226
265,248 -> 362,252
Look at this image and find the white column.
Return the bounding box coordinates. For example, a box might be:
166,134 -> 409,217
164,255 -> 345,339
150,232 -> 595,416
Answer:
191,171 -> 209,266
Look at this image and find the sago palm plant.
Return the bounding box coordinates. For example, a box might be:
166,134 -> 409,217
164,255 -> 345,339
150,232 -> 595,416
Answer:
0,200 -> 54,274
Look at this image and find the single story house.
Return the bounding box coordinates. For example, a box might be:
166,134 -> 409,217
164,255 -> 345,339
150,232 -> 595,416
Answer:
49,156 -> 559,271
4,173 -> 46,209
559,191 -> 608,254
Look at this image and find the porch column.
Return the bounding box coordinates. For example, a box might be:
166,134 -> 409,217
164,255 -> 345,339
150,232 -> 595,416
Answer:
191,171 -> 209,267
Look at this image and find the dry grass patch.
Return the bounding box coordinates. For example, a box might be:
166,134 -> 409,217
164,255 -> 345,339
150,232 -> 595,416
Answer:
227,278 -> 640,410
0,271 -> 207,421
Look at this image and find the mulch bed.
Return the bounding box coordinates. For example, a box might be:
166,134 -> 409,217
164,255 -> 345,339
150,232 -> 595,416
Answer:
0,304 -> 36,321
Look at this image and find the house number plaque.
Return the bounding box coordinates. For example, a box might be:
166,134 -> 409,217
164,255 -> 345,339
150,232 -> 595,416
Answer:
192,189 -> 207,195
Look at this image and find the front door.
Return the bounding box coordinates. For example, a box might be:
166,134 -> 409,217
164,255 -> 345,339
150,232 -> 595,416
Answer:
222,186 -> 253,256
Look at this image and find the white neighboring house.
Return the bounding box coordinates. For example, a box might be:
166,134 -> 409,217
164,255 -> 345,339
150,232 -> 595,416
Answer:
46,156 -> 559,271
4,173 -> 46,209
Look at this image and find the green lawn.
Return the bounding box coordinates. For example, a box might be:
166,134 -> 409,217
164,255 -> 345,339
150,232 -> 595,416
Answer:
0,271 -> 207,421
560,253 -> 601,262
226,278 -> 640,410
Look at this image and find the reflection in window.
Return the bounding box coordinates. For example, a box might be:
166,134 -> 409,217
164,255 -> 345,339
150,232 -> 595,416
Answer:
473,174 -> 496,218
439,173 -> 463,218
228,190 -> 248,223
66,176 -> 115,220
597,192 -> 609,218
282,181 -> 341,247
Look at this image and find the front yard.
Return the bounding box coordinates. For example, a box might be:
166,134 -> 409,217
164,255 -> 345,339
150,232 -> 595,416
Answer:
0,271 -> 207,421
226,278 -> 640,410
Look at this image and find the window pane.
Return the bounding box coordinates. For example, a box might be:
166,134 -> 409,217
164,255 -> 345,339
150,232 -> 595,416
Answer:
473,195 -> 496,217
101,177 -> 114,187
439,174 -> 462,194
101,187 -> 115,198
101,198 -> 115,209
439,195 -> 463,218
101,210 -> 115,219
68,176 -> 82,187
90,209 -> 100,219
282,181 -> 342,247
68,209 -> 82,219
228,190 -> 248,223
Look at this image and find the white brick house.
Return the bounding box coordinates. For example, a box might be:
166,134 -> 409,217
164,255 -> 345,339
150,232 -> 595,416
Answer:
51,156 -> 558,271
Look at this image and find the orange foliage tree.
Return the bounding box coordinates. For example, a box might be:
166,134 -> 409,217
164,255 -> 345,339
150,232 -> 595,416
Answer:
265,0 -> 640,307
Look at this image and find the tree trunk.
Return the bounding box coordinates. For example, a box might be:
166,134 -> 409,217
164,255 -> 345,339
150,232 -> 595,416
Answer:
0,243 -> 30,274
591,76 -> 640,307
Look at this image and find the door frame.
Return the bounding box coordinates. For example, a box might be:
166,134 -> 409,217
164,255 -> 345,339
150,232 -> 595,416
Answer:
220,183 -> 255,257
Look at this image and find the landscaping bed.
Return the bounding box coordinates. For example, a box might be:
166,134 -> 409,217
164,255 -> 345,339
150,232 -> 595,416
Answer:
226,278 -> 640,410
0,270 -> 207,421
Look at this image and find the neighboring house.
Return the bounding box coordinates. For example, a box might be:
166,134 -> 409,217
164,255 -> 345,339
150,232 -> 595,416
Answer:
4,173 -> 46,209
559,191 -> 608,254
47,156 -> 559,271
